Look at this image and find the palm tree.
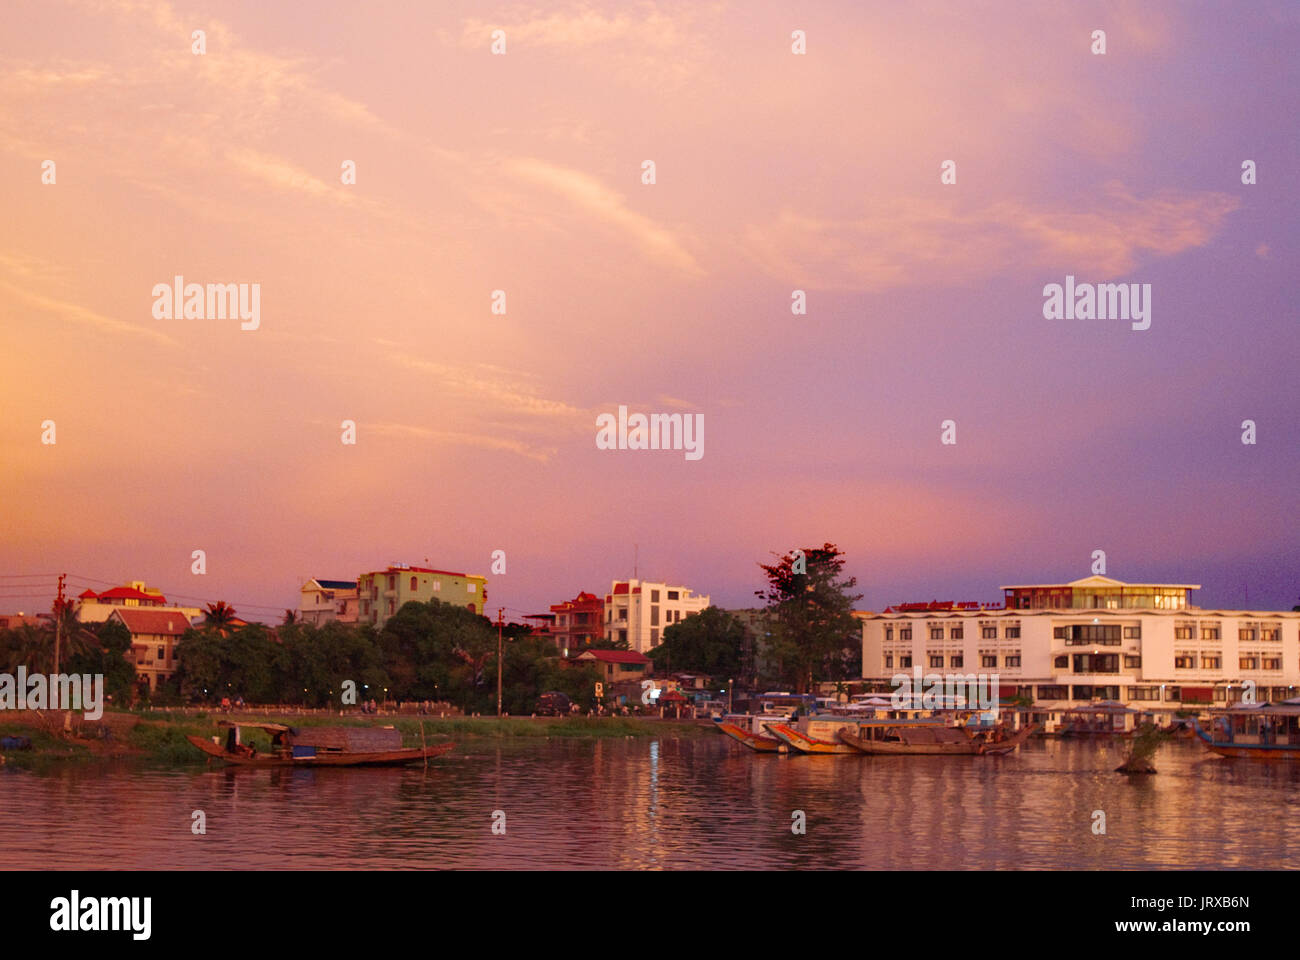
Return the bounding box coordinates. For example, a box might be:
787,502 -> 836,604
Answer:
203,601 -> 238,636
281,609 -> 298,626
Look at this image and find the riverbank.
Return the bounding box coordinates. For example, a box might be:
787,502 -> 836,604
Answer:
0,710 -> 716,766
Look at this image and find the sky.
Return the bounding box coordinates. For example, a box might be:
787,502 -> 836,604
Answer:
1,0 -> 1298,622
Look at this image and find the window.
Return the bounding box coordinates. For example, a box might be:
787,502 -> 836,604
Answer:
1240,656 -> 1258,670
1201,654 -> 1221,669
981,626 -> 997,640
950,655 -> 964,668
1054,655 -> 1069,669
667,591 -> 679,600
1053,626 -> 1067,640
1262,625 -> 1281,642
467,583 -> 477,593
1005,654 -> 1021,667
981,655 -> 997,668
1239,627 -> 1257,642
387,575 -> 396,590
432,580 -> 441,592
410,576 -> 418,591
900,627 -> 912,640
1066,625 -> 1121,646
1037,685 -> 1067,700
1005,626 -> 1021,639
651,606 -> 660,626
1129,686 -> 1160,701
618,608 -> 627,621
930,628 -> 943,641
1263,657 -> 1282,671
899,656 -> 913,668
951,626 -> 963,640
884,654 -> 893,669
1124,655 -> 1142,668
885,626 -> 894,642
387,600 -> 395,615
1200,624 -> 1219,641
1073,654 -> 1119,673
157,646 -> 165,659
651,590 -> 660,603
929,655 -> 944,668
650,628 -> 659,645
1123,626 -> 1141,639
618,630 -> 627,644
1174,652 -> 1196,669
606,609 -> 612,623
1175,624 -> 1195,640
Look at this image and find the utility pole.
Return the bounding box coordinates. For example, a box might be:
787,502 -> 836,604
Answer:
497,607 -> 505,717
53,573 -> 66,674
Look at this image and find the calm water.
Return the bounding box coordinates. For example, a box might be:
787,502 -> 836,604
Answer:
3,736 -> 1300,869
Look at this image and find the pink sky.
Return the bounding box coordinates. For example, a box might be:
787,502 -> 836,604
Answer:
2,0 -> 1298,620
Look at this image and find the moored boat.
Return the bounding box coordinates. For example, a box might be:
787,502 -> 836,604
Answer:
837,721 -> 1035,755
187,720 -> 454,767
715,714 -> 788,753
1193,700 -> 1300,760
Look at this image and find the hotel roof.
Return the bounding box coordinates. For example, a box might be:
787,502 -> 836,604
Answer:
1000,576 -> 1201,590
110,608 -> 191,636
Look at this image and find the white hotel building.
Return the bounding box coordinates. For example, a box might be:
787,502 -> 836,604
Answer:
605,579 -> 711,653
860,576 -> 1300,710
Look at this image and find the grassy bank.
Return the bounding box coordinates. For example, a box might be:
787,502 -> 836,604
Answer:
0,710 -> 715,766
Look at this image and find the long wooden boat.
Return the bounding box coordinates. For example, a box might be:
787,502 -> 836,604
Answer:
765,722 -> 859,754
838,721 -> 1036,756
715,716 -> 788,753
187,720 -> 454,767
1193,703 -> 1300,760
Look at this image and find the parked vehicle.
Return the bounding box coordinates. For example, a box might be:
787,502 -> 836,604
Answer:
535,691 -> 572,716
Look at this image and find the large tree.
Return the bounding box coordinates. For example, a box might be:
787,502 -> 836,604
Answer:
647,606 -> 744,680
755,543 -> 862,692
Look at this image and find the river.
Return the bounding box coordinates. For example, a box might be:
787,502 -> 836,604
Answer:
3,736 -> 1298,869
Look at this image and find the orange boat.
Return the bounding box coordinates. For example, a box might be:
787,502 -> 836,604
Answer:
187,720 -> 454,767
765,720 -> 862,755
715,715 -> 788,753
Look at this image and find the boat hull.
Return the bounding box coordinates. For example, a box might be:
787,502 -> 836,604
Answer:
716,722 -> 787,753
187,735 -> 454,767
1192,722 -> 1300,760
838,722 -> 1036,756
765,722 -> 860,755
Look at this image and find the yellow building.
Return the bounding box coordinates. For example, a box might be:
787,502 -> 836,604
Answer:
356,564 -> 488,628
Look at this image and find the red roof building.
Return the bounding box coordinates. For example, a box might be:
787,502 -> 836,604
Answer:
109,608 -> 193,692
548,591 -> 604,653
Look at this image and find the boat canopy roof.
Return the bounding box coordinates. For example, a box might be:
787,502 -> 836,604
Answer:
216,720 -> 293,733
1215,702 -> 1300,716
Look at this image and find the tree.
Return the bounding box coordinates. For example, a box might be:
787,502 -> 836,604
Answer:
648,606 -> 744,680
282,609 -> 298,625
203,601 -> 238,634
755,543 -> 862,692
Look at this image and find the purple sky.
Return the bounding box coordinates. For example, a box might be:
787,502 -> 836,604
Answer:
1,0 -> 1297,621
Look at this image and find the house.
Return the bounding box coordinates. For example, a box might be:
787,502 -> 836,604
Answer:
603,579 -> 710,653
108,608 -> 192,691
356,564 -> 488,628
75,581 -> 201,624
570,649 -> 653,684
299,578 -> 359,626
548,591 -> 604,653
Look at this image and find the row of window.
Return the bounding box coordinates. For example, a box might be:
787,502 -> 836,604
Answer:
888,624 -> 1021,642
1174,623 -> 1281,642
887,653 -> 1022,669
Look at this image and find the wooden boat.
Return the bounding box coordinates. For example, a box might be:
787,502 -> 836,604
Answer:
837,721 -> 1035,755
715,715 -> 788,753
187,721 -> 454,767
1193,701 -> 1300,760
765,721 -> 860,754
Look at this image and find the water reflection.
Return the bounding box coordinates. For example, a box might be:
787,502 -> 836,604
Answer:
2,738 -> 1298,869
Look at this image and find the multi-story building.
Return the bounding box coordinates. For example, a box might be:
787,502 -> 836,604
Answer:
299,578 -> 359,626
108,608 -> 191,691
604,579 -> 710,653
356,564 -> 488,629
549,591 -> 604,654
860,575 -> 1300,710
75,581 -> 202,625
